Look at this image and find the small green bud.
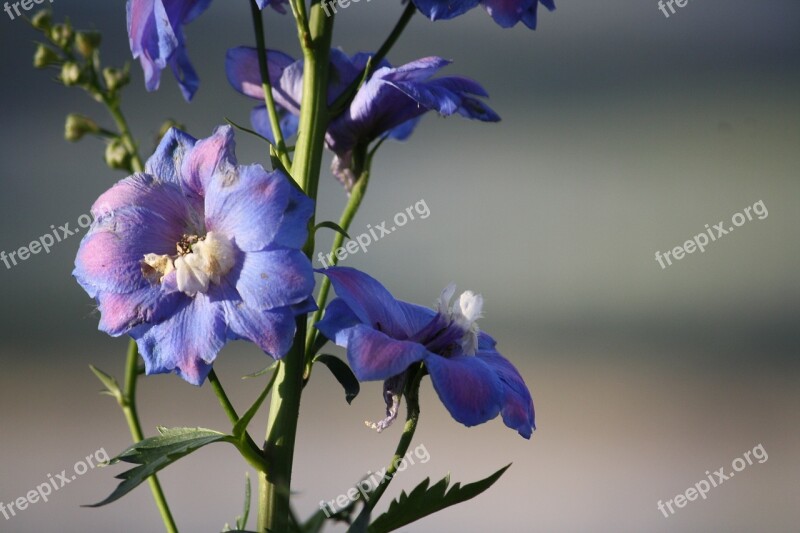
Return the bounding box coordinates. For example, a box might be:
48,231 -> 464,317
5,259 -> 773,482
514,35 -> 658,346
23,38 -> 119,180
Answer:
65,114 -> 100,142
33,45 -> 59,69
30,10 -> 53,31
60,62 -> 83,86
102,67 -> 130,93
49,23 -> 74,49
75,31 -> 102,57
105,139 -> 131,171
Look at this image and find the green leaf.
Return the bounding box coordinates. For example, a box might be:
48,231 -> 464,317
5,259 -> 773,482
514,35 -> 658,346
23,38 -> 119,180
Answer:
242,361 -> 278,380
366,464 -> 511,533
233,364 -> 279,439
89,365 -> 122,402
314,221 -> 350,239
236,473 -> 251,530
314,355 -> 360,404
85,427 -> 231,508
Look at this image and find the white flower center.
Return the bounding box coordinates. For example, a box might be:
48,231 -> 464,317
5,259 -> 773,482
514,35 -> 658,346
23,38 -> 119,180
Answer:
141,231 -> 236,297
436,284 -> 484,356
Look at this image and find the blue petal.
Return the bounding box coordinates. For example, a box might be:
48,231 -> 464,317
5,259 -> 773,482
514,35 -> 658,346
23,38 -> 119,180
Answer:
226,47 -> 295,100
250,105 -> 300,144
233,249 -> 315,310
477,350 -> 535,438
521,0 -> 555,29
318,267 -> 424,339
145,127 -> 198,191
180,125 -> 238,199
131,293 -> 227,386
96,287 -> 184,336
412,0 -> 480,21
343,325 -> 428,381
315,297 -> 361,345
425,353 -> 504,427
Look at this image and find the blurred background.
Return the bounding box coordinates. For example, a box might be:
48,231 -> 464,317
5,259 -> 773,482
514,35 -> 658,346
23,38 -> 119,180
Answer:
1,0 -> 798,531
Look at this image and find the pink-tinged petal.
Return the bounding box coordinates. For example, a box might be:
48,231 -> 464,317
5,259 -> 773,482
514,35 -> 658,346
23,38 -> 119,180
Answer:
225,47 -> 296,101
180,125 -> 237,198
97,287 -> 184,336
204,165 -> 298,252
425,353 -> 504,427
132,294 -> 227,386
90,173 -> 194,222
477,350 -> 535,438
234,249 -> 315,310
344,325 -> 428,381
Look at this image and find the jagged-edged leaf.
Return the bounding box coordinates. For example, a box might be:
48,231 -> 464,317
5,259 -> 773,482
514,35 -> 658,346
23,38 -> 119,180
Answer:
366,464 -> 511,533
314,221 -> 350,239
86,427 -> 231,508
314,354 -> 360,404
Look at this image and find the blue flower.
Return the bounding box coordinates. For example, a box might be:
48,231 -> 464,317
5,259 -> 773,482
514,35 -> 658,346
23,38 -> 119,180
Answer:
412,0 -> 555,29
73,126 -> 315,385
127,0 -> 287,101
226,48 -> 500,188
316,267 -> 535,438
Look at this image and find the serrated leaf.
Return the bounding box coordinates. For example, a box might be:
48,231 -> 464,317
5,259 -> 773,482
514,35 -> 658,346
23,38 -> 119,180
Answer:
366,464 -> 511,533
85,427 -> 231,508
314,355 -> 360,404
314,221 -> 350,239
89,365 -> 122,401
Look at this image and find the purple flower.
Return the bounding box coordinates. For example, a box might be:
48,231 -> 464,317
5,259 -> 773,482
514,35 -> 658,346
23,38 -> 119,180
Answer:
73,126 -> 315,385
226,48 -> 500,188
315,267 -> 535,438
127,0 -> 287,101
412,0 -> 555,29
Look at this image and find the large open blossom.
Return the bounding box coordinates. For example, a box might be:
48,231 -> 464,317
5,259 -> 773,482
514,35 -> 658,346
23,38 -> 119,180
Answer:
226,48 -> 500,188
315,267 -> 535,438
73,126 -> 314,385
127,0 -> 287,100
412,0 -> 555,29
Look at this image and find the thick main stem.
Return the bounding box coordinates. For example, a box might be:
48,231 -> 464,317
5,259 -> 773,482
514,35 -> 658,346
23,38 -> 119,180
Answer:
257,3 -> 335,531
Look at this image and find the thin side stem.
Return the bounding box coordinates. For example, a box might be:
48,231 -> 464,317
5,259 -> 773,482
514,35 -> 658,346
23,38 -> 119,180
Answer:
330,2 -> 416,116
250,0 -> 293,171
121,340 -> 178,533
353,367 -> 424,525
304,166 -> 371,366
106,103 -> 143,173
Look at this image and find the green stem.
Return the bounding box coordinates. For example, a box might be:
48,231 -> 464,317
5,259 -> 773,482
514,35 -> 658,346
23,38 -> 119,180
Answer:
250,0 -> 293,171
121,340 -> 178,533
304,165 -> 371,366
258,3 -> 335,530
353,367 -> 424,525
106,102 -> 143,173
330,1 -> 416,116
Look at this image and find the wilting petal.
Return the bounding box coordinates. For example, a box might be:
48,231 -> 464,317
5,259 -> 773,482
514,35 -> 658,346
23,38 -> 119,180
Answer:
366,373 -> 407,432
477,350 -> 535,438
132,294 -> 227,385
344,325 -> 428,381
234,249 -> 314,310
425,353 -> 504,427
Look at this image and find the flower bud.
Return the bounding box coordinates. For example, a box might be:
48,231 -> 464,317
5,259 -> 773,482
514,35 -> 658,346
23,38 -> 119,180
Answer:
103,67 -> 130,93
65,114 -> 100,142
105,139 -> 131,171
33,45 -> 59,69
60,62 -> 83,86
49,23 -> 74,49
75,31 -> 102,57
30,10 -> 52,31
